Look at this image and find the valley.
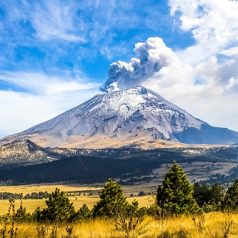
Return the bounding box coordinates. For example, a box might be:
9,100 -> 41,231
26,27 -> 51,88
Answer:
1,144 -> 238,185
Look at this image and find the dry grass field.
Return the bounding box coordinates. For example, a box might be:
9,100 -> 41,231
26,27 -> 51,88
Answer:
0,184 -> 102,195
0,195 -> 155,215
0,213 -> 237,237
0,183 -> 156,195
2,184 -> 238,237
0,184 -> 156,215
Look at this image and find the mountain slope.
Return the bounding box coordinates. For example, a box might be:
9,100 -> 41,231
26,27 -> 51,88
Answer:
1,86 -> 238,148
0,139 -> 56,165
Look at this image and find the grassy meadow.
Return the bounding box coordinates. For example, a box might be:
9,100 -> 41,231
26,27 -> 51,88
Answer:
0,195 -> 155,215
0,179 -> 237,238
0,212 -> 237,237
0,186 -> 237,238
0,184 -> 102,195
0,184 -> 155,215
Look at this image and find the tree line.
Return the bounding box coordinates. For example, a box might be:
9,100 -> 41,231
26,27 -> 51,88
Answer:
0,190 -> 99,200
0,192 -> 50,200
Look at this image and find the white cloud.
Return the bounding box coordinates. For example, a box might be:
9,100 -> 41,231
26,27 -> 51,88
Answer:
164,0 -> 238,130
220,47 -> 238,57
0,71 -> 100,136
28,1 -> 85,42
0,71 -> 98,95
169,0 -> 238,63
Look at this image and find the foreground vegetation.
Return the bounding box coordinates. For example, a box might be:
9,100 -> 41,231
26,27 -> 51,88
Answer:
1,161 -> 238,237
1,213 -> 238,238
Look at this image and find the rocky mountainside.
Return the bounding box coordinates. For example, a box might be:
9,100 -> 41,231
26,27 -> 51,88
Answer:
0,139 -> 56,166
1,86 -> 238,149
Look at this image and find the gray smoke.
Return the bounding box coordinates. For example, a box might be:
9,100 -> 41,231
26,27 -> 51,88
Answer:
101,37 -> 179,92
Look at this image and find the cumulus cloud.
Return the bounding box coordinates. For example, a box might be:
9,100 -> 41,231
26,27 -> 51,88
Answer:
169,0 -> 238,63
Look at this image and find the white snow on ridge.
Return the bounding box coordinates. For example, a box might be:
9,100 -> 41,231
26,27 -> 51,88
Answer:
17,86 -> 204,141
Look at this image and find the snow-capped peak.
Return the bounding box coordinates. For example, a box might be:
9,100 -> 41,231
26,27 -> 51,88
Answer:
2,86 -> 238,148
20,86 -> 203,141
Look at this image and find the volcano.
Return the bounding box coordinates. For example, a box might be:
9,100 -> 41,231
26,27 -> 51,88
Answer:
1,86 -> 238,148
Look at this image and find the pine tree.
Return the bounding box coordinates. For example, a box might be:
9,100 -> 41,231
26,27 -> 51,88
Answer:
93,179 -> 128,218
39,188 -> 76,223
77,204 -> 92,220
222,180 -> 238,211
157,161 -> 200,215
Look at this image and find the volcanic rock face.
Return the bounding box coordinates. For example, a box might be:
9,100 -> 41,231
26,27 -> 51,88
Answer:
1,86 -> 238,148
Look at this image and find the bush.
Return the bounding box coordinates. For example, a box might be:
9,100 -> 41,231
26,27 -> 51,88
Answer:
34,188 -> 76,223
75,204 -> 91,220
222,180 -> 238,211
93,179 -> 128,218
14,200 -> 31,222
146,204 -> 162,218
138,191 -> 146,196
114,200 -> 147,237
194,183 -> 224,211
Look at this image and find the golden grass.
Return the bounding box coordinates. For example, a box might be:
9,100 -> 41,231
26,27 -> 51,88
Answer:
1,213 -> 238,237
127,195 -> 155,207
0,184 -> 101,195
3,185 -> 235,237
0,195 -> 154,215
0,196 -> 97,215
0,183 -> 157,197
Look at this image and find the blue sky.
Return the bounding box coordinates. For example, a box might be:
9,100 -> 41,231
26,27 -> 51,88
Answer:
0,0 -> 194,83
1,0 -> 238,136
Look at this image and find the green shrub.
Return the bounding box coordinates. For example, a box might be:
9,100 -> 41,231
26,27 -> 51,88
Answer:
222,180 -> 238,211
194,183 -> 224,211
75,204 -> 91,220
157,161 -> 200,215
34,188 -> 76,223
93,179 -> 127,218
